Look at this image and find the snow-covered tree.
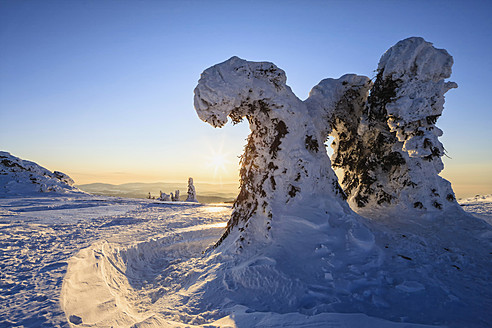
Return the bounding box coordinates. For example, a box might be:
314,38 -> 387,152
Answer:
159,190 -> 171,201
194,57 -> 363,251
171,190 -> 180,202
186,177 -> 198,202
328,37 -> 458,212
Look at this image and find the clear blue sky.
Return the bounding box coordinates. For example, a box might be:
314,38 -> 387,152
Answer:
1,0 -> 491,197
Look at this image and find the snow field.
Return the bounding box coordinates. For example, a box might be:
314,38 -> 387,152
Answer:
1,194 -> 491,327
0,195 -> 223,327
61,197 -> 491,327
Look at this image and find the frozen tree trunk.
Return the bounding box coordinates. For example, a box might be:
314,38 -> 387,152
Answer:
330,37 -> 458,212
186,177 -> 198,202
194,57 -> 362,251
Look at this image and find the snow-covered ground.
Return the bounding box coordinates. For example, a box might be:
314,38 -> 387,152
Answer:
458,195 -> 492,225
0,194 -> 226,327
1,194 -> 491,327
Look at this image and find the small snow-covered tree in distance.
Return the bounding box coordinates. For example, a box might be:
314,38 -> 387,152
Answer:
159,190 -> 171,201
171,190 -> 180,201
186,177 -> 198,202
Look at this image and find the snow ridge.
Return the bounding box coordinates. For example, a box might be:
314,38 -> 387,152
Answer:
0,151 -> 81,195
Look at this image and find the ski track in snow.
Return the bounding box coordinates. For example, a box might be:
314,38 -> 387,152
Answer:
0,194 -> 491,327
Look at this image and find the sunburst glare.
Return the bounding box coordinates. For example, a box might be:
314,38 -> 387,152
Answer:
206,149 -> 232,177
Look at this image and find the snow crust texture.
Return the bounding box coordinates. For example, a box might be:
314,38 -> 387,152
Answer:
0,186 -> 490,327
0,151 -> 81,195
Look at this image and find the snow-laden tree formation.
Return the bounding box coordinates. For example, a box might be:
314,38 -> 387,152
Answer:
186,177 -> 198,202
194,57 -> 369,250
194,37 -> 459,250
328,37 -> 458,212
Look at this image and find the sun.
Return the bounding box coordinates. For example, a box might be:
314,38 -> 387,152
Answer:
206,151 -> 231,177
210,153 -> 226,170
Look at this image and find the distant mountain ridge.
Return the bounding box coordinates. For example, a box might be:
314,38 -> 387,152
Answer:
77,181 -> 238,203
0,151 -> 82,196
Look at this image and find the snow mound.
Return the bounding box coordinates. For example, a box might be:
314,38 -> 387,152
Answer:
187,38 -> 491,327
0,151 -> 82,196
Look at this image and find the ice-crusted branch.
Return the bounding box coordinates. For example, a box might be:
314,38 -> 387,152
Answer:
306,74 -> 372,174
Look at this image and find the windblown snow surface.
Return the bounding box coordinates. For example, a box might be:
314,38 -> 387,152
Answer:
0,193 -> 490,327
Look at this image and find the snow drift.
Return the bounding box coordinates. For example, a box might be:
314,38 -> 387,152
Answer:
0,151 -> 82,195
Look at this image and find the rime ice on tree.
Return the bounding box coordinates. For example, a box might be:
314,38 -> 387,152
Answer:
186,177 -> 198,202
194,57 -> 360,250
329,37 -> 458,212
194,38 -> 460,250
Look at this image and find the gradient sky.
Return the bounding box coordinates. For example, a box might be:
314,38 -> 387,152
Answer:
1,0 -> 491,198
